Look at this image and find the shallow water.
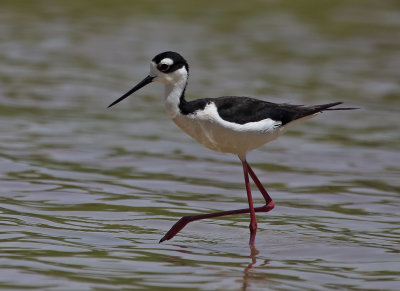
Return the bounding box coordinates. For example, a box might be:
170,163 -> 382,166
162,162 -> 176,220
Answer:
1,1 -> 399,290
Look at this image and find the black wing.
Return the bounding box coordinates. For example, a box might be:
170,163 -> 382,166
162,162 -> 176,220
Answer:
213,97 -> 344,125
179,96 -> 354,125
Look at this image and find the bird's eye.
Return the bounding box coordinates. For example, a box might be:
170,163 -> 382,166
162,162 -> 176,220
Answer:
158,63 -> 170,72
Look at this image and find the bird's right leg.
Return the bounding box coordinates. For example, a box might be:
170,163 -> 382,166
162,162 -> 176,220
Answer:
245,161 -> 275,211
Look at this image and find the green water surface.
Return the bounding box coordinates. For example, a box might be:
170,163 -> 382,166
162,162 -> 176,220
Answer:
0,1 -> 399,290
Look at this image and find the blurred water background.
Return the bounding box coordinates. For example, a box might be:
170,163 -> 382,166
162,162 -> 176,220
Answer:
0,0 -> 399,290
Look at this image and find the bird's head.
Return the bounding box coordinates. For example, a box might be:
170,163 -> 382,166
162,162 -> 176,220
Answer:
108,51 -> 189,108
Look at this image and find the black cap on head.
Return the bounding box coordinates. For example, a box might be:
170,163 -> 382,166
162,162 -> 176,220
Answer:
152,51 -> 189,73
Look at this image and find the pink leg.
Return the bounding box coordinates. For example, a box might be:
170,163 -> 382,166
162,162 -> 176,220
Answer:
242,159 -> 257,245
159,160 -> 275,243
245,161 -> 275,210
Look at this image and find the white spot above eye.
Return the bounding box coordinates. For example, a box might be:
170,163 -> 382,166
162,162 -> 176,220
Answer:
160,58 -> 174,65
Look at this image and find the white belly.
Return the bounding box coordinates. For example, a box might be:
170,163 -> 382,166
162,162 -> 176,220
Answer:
171,103 -> 285,156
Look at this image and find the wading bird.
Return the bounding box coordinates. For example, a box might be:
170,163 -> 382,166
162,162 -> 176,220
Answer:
108,51 -> 356,245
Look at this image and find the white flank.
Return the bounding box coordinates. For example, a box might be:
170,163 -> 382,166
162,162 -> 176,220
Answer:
172,103 -> 285,156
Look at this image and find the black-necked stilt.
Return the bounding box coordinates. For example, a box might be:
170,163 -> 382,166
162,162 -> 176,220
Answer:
108,51 -> 357,245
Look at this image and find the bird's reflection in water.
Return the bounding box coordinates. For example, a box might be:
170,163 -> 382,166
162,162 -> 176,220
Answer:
241,245 -> 267,291
168,243 -> 269,290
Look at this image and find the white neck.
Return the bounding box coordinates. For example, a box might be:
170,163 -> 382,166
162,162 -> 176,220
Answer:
163,69 -> 188,119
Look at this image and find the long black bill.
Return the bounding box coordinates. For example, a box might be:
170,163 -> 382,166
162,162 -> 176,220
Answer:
108,75 -> 155,108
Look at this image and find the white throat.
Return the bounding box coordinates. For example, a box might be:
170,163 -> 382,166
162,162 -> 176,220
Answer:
162,67 -> 188,119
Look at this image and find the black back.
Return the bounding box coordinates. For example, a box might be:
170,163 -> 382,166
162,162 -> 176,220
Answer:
179,96 -> 343,126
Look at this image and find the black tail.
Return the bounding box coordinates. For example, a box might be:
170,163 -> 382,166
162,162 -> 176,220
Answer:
321,102 -> 359,111
305,102 -> 359,114
289,102 -> 358,124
